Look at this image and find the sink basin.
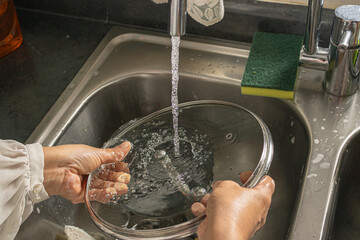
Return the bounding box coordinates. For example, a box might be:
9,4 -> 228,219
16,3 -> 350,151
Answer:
16,27 -> 310,239
328,131 -> 360,240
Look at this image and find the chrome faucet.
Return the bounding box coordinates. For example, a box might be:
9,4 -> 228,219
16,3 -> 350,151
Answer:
300,2 -> 360,96
168,0 -> 187,36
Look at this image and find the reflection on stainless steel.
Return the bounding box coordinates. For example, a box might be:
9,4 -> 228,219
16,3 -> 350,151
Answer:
303,0 -> 323,55
168,0 -> 186,36
289,68 -> 360,240
301,3 -> 360,97
300,47 -> 329,71
323,5 -> 360,96
18,26 -> 360,239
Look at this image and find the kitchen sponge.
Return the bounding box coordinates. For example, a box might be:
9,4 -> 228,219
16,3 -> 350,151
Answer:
241,32 -> 303,99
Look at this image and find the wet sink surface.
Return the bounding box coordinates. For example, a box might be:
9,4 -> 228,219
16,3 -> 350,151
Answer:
17,27 -> 310,239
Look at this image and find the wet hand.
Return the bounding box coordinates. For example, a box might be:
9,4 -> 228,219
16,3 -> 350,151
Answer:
191,172 -> 275,240
43,141 -> 131,204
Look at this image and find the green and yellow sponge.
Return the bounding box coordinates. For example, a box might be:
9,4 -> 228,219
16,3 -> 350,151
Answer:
241,32 -> 303,99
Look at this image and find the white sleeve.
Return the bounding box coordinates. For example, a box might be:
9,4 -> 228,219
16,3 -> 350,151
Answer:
0,139 -> 49,240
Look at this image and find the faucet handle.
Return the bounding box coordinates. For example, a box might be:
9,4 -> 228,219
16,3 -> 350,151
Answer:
331,5 -> 360,49
324,5 -> 360,96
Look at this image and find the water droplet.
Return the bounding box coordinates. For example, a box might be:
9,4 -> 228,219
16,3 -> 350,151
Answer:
320,162 -> 331,169
190,187 -> 207,201
312,153 -> 324,164
307,173 -> 318,179
226,133 -> 233,140
93,70 -> 99,76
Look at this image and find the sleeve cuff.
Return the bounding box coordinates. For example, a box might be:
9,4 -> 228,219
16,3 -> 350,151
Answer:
25,143 -> 49,204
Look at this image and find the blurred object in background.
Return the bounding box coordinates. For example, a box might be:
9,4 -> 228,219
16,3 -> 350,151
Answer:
0,0 -> 22,58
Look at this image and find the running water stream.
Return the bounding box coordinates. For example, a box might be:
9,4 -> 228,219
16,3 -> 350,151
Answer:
171,36 -> 181,156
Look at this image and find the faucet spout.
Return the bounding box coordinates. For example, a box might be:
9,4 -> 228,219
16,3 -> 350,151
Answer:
169,0 -> 187,36
304,0 -> 323,55
300,0 -> 329,71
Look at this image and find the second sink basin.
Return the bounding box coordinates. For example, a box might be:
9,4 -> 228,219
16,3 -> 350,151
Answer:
328,131 -> 360,240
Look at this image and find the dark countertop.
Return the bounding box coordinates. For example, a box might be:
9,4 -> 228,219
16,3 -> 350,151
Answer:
0,10 -> 114,142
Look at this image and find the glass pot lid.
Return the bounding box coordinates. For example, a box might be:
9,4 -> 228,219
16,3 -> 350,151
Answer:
85,100 -> 273,240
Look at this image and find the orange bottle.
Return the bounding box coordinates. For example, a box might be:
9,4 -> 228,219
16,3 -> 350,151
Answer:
0,0 -> 22,58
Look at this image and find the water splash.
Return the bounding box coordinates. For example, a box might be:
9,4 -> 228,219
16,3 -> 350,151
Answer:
102,121 -> 214,222
171,36 -> 181,156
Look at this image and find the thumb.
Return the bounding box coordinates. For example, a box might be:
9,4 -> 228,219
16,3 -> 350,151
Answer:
101,141 -> 132,165
254,175 -> 275,197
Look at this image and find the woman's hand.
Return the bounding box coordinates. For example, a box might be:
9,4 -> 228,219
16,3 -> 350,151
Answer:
191,172 -> 275,240
42,141 -> 131,204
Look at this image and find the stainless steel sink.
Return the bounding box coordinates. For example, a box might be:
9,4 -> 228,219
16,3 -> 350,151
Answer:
16,26 -> 360,239
327,132 -> 360,240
